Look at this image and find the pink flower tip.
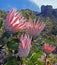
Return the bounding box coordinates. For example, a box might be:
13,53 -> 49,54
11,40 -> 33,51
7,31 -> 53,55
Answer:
18,34 -> 32,57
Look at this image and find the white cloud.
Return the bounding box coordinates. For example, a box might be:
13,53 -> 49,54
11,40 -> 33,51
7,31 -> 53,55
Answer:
29,0 -> 57,8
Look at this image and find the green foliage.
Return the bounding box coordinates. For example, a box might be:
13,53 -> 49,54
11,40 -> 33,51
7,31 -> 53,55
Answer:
7,39 -> 19,50
28,59 -> 43,65
22,58 -> 27,64
20,9 -> 36,21
5,56 -> 19,65
51,58 -> 57,63
28,61 -> 34,65
35,60 -> 44,65
0,39 -> 4,45
49,54 -> 57,63
28,51 -> 43,65
30,51 -> 43,62
0,20 -> 3,29
3,32 -> 11,38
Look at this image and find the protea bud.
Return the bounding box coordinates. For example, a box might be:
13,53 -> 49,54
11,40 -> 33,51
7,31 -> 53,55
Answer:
18,34 -> 32,57
44,43 -> 56,53
4,9 -> 27,33
26,20 -> 45,37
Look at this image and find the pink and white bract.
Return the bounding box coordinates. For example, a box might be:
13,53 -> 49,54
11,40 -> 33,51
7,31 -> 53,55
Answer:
26,20 -> 45,37
44,43 -> 56,53
4,9 -> 27,33
18,34 -> 32,57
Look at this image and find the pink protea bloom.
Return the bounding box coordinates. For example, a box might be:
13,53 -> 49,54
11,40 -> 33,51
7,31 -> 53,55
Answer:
26,20 -> 45,37
18,34 -> 32,57
4,9 -> 27,33
44,43 -> 56,53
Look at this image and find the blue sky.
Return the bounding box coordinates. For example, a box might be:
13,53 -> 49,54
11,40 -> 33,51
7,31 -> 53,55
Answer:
0,0 -> 39,11
0,0 -> 57,11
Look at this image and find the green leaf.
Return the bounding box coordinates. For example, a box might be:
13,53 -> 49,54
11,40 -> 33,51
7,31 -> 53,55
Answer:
0,21 -> 3,28
7,39 -> 19,50
36,51 -> 43,58
12,39 -> 19,43
5,56 -> 19,65
35,60 -> 44,65
0,39 -> 4,45
3,32 -> 10,38
30,53 -> 38,62
30,51 -> 43,63
22,58 -> 27,64
50,57 -> 57,63
28,61 -> 33,65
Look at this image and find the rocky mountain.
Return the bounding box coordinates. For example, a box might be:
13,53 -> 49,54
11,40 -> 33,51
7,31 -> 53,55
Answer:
34,5 -> 57,17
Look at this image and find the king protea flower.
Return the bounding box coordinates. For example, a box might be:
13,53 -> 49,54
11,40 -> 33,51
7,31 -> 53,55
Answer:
26,20 -> 45,37
44,43 -> 56,53
18,34 -> 32,57
4,9 -> 27,33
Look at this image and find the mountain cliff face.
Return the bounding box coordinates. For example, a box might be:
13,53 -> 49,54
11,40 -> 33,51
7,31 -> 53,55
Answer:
41,5 -> 57,17
34,5 -> 57,17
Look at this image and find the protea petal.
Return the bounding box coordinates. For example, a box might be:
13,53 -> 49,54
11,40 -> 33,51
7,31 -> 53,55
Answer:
26,20 -> 45,37
7,9 -> 16,24
18,34 -> 32,57
4,9 -> 27,33
44,43 -> 56,53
